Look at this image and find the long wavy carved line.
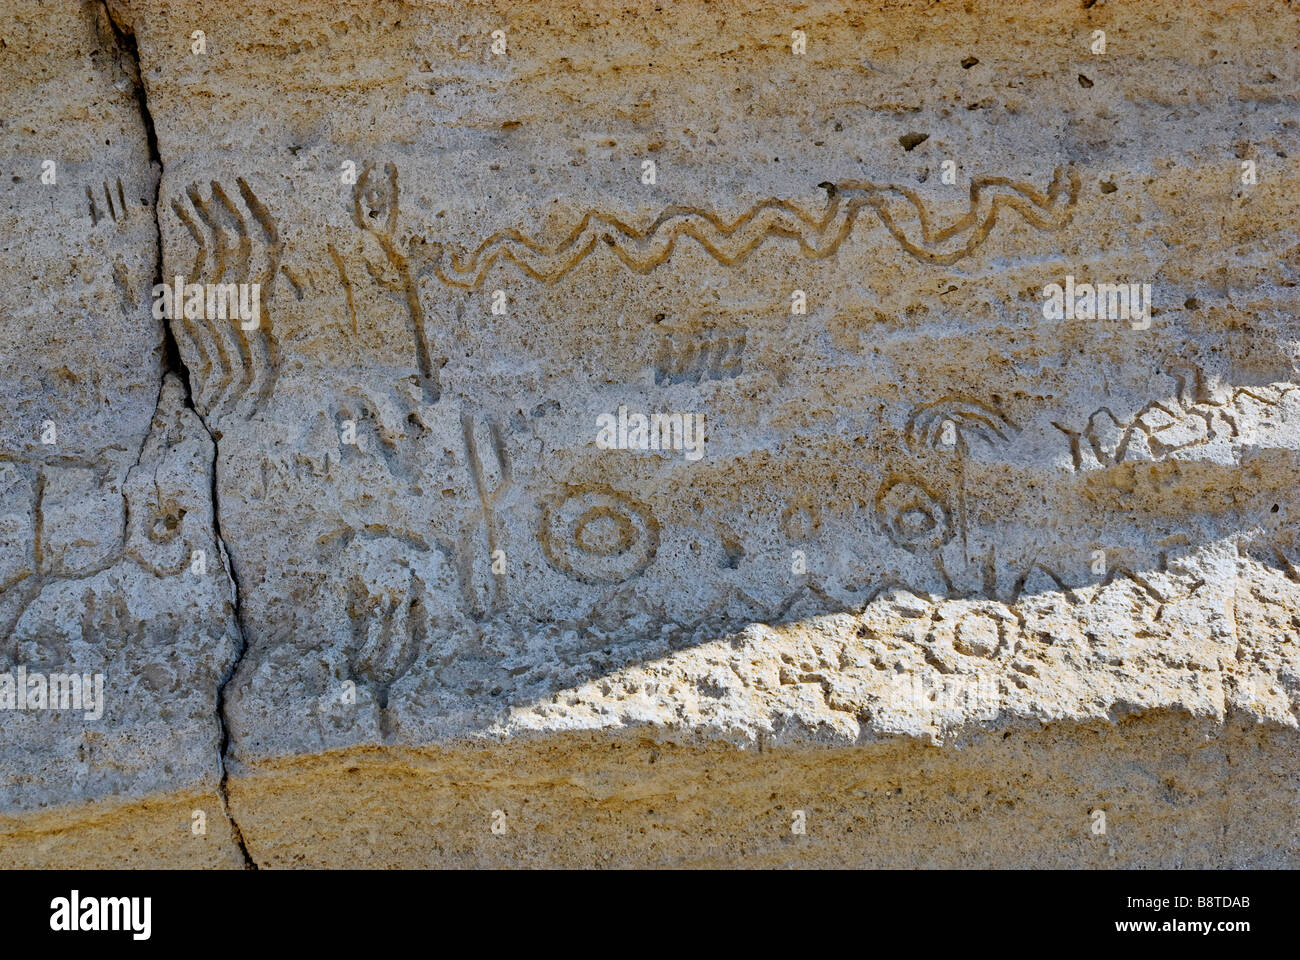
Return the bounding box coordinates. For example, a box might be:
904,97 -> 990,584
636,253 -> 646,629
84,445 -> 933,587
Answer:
424,167 -> 1081,289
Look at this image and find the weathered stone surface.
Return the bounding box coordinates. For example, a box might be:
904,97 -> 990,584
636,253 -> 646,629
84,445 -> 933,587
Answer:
1,0 -> 244,866
1,0 -> 1297,867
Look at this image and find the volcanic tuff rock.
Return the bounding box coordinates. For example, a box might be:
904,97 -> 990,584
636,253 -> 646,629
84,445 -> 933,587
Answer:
1,0 -> 1298,867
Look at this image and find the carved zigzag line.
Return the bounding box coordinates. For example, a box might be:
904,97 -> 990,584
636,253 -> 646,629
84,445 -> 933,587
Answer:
422,167 -> 1081,290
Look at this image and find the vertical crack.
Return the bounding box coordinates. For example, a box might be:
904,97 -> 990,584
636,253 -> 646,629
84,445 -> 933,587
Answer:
99,0 -> 256,868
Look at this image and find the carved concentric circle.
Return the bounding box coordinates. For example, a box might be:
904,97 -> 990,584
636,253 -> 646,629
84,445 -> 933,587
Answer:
540,487 -> 660,584
875,479 -> 952,552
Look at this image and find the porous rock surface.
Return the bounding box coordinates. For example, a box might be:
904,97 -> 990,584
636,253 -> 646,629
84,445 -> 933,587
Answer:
1,0 -> 1298,867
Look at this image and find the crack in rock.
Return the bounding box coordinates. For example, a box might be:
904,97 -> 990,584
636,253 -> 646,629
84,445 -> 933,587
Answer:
100,0 -> 256,869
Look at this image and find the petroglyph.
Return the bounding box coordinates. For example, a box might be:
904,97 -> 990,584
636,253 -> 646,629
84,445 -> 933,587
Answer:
7,0 -> 1300,870
1053,373 -> 1297,470
86,178 -> 127,226
169,178 -> 283,419
874,478 -> 954,553
352,163 -> 441,402
538,486 -> 661,585
461,412 -> 514,616
654,329 -> 746,385
339,534 -> 440,717
410,168 -> 1080,291
906,396 -> 1020,455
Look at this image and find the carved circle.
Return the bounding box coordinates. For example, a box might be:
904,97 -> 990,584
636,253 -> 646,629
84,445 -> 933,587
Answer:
875,479 -> 952,552
540,487 -> 659,584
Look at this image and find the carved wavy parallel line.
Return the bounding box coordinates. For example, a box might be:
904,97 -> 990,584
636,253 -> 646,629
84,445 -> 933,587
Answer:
210,180 -> 258,412
425,167 -> 1081,290
237,177 -> 283,407
182,185 -> 239,416
169,179 -> 284,419
168,198 -> 219,413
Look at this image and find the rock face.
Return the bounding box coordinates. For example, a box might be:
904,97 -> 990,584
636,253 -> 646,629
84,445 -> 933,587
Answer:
1,0 -> 1297,867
